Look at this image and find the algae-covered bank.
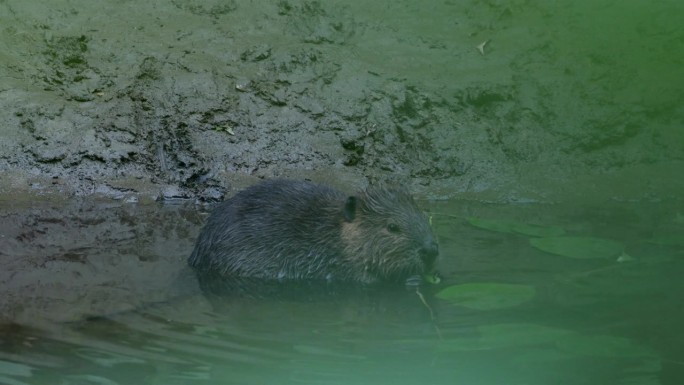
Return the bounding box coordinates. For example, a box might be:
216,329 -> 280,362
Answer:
1,0 -> 681,203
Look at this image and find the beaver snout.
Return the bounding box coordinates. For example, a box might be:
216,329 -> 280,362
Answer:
419,239 -> 439,266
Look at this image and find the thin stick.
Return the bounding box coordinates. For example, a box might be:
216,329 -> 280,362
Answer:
416,287 -> 443,340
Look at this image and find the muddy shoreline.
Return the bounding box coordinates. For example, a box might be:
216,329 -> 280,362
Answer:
1,0 -> 682,204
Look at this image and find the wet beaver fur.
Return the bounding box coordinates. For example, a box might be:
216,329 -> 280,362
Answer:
188,179 -> 439,284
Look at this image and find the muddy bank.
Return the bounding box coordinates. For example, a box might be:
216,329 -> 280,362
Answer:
1,0 -> 682,203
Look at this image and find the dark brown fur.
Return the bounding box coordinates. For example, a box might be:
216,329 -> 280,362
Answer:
188,179 -> 438,283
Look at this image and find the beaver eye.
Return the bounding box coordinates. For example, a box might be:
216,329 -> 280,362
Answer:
387,223 -> 401,234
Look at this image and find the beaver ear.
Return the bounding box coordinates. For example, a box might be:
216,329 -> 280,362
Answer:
343,196 -> 357,222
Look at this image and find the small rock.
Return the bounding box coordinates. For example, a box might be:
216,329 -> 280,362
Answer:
240,44 -> 272,62
31,145 -> 68,163
157,185 -> 191,203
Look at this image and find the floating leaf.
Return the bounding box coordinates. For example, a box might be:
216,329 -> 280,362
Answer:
647,233 -> 684,246
435,323 -> 660,378
435,283 -> 535,310
437,323 -> 574,353
555,334 -> 656,359
512,223 -> 566,237
467,218 -> 520,233
674,213 -> 684,225
530,236 -> 623,259
477,323 -> 574,348
467,217 -> 565,237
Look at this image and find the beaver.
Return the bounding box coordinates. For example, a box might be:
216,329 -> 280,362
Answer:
188,179 -> 439,284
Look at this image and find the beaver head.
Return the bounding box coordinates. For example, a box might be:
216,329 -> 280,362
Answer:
340,185 -> 439,283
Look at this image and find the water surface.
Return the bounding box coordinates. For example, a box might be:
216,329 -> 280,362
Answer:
1,199 -> 682,384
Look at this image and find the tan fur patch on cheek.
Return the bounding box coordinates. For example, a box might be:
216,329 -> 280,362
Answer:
340,221 -> 363,260
341,221 -> 361,240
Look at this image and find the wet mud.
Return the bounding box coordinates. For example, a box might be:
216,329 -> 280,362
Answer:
1,0 -> 681,203
0,200 -> 201,326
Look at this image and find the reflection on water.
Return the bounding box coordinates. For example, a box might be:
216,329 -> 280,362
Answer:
1,198 -> 682,385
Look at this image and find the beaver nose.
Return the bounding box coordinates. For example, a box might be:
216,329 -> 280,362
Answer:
419,240 -> 439,265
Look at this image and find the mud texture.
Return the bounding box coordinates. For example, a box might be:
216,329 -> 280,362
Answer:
1,0 -> 682,204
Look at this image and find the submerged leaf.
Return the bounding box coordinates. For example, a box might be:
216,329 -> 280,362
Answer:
435,283 -> 535,310
467,217 -> 565,237
530,236 -> 623,259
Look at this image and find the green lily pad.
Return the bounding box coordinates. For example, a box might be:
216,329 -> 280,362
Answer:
435,323 -> 573,353
435,283 -> 535,310
674,213 -> 684,225
530,236 -> 624,259
467,217 -> 565,237
647,233 -> 684,246
477,323 -> 574,348
467,218 -> 519,233
513,223 -> 566,237
555,334 -> 656,358
434,323 -> 660,378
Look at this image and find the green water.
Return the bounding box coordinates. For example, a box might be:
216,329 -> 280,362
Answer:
1,199 -> 682,385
